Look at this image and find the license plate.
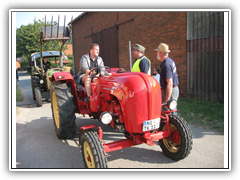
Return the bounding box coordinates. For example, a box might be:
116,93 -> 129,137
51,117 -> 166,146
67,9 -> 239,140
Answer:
143,118 -> 160,132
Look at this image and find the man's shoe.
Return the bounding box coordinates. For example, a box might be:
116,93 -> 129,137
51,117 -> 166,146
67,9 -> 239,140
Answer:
84,97 -> 90,103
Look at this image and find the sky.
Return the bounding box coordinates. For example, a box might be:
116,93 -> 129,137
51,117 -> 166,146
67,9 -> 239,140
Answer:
15,11 -> 83,29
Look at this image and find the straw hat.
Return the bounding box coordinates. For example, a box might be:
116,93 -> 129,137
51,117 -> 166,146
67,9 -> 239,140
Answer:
155,43 -> 171,53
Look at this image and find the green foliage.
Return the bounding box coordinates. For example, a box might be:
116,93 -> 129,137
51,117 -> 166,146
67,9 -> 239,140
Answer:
20,55 -> 29,69
66,59 -> 73,68
177,98 -> 224,133
63,55 -> 72,68
16,19 -> 67,65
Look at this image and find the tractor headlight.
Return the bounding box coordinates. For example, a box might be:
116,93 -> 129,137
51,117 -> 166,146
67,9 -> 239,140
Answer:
40,80 -> 44,84
100,112 -> 112,124
167,100 -> 177,110
58,75 -> 65,79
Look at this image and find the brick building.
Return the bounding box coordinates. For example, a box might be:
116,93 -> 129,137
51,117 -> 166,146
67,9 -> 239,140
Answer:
71,11 -> 225,101
64,44 -> 73,56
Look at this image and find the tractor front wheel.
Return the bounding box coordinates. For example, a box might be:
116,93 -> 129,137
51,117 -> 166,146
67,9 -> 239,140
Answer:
50,81 -> 76,139
80,130 -> 108,168
159,115 -> 193,161
34,87 -> 42,107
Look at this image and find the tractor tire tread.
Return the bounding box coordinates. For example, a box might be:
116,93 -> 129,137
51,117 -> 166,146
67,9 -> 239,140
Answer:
81,131 -> 108,168
34,87 -> 42,107
159,114 -> 193,161
50,81 -> 76,139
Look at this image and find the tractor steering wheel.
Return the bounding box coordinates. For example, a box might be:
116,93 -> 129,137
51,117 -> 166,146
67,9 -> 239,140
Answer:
88,66 -> 111,78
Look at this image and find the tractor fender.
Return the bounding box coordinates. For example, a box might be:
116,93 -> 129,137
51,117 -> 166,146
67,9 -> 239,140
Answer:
78,125 -> 98,143
51,71 -> 74,82
51,71 -> 80,113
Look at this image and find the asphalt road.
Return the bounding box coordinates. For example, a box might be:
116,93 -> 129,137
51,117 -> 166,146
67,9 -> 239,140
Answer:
14,71 -> 225,169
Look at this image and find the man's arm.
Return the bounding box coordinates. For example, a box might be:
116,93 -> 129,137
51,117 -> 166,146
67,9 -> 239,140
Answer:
80,55 -> 90,73
164,78 -> 173,103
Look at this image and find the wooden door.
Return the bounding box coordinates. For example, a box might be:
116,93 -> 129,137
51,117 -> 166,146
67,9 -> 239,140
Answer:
92,26 -> 119,68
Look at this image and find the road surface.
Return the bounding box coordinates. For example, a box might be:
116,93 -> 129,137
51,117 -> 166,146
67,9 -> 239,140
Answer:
13,71 -> 226,169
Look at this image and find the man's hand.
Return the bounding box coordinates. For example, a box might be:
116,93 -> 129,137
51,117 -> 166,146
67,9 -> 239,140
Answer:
36,66 -> 44,72
162,101 -> 168,110
117,68 -> 126,73
90,69 -> 97,75
87,68 -> 97,76
95,73 -> 100,78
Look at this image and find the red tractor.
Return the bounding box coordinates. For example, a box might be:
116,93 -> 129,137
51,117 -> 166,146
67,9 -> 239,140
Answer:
50,67 -> 193,168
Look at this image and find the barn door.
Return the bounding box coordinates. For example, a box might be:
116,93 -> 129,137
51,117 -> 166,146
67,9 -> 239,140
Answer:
92,26 -> 119,68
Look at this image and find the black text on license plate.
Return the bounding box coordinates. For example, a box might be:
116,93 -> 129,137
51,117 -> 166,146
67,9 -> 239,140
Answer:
143,118 -> 160,132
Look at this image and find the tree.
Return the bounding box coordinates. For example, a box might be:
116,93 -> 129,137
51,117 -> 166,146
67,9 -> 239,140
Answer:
16,19 -> 67,66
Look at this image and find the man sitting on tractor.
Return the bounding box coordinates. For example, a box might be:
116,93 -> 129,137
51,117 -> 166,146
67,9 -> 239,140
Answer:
78,43 -> 105,103
36,57 -> 51,73
43,57 -> 51,73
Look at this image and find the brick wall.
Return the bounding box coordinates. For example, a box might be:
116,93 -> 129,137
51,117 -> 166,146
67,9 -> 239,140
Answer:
72,12 -> 187,97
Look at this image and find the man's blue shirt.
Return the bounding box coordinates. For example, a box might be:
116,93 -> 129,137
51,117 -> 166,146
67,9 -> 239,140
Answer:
160,57 -> 179,89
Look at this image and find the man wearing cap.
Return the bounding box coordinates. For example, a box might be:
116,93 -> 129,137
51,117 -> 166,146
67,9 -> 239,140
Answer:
131,44 -> 151,75
155,43 -> 179,114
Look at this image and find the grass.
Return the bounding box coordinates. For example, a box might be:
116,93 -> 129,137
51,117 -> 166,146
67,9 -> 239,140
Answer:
177,98 -> 224,133
16,84 -> 23,102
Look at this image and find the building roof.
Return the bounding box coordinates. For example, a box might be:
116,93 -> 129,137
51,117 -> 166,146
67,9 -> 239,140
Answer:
70,12 -> 88,25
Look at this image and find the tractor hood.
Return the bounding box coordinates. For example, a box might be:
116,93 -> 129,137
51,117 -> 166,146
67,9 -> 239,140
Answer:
97,72 -> 162,133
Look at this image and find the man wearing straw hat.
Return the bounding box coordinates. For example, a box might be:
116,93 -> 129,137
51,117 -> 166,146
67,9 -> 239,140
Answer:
155,43 -> 179,114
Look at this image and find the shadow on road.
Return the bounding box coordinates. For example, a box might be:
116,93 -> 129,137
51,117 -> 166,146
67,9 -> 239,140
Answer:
16,115 -> 178,169
16,116 -> 83,168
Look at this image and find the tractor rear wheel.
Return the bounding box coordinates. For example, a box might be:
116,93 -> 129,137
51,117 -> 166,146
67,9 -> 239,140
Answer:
50,81 -> 76,139
80,130 -> 108,168
159,115 -> 193,161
